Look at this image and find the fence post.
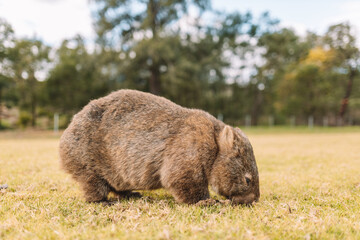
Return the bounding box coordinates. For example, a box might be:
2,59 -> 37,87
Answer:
323,116 -> 328,127
308,116 -> 314,129
268,115 -> 274,127
217,113 -> 223,122
290,116 -> 296,127
54,113 -> 59,133
245,115 -> 251,128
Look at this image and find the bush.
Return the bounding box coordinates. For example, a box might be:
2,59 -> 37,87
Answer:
18,111 -> 32,128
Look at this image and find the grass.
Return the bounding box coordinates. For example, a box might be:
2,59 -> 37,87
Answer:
1,128 -> 360,239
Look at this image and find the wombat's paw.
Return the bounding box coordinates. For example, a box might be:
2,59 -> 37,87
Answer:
128,191 -> 142,199
195,199 -> 232,206
218,199 -> 232,205
195,199 -> 219,206
117,191 -> 142,200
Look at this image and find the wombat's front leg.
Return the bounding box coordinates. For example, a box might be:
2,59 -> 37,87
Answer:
161,160 -> 210,204
169,184 -> 210,204
163,173 -> 210,204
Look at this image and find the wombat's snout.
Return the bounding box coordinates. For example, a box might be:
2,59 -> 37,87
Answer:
231,193 -> 259,205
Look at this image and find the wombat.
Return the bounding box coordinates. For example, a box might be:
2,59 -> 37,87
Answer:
60,90 -> 260,205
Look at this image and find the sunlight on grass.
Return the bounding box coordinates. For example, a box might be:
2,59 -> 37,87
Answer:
1,130 -> 360,239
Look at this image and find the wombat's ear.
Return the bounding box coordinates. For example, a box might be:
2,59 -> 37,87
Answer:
234,127 -> 248,140
219,126 -> 234,151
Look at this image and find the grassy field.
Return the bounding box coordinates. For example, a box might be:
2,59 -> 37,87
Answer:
1,128 -> 360,239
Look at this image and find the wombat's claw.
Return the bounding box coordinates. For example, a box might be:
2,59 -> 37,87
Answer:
101,200 -> 118,206
195,199 -> 219,206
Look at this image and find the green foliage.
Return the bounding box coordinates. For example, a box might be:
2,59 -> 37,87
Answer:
17,111 -> 32,128
91,0 -> 212,95
0,18 -> 14,61
257,23 -> 360,125
7,38 -> 50,127
92,0 -> 210,45
0,18 -> 16,127
45,36 -> 109,117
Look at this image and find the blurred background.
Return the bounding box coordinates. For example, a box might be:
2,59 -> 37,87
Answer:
0,0 -> 360,129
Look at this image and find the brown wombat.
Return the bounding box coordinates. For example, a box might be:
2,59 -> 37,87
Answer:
60,90 -> 260,205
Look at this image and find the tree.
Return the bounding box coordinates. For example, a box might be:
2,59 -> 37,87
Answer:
92,1 -> 277,124
254,28 -> 323,124
274,40 -> 353,124
323,23 -> 360,124
0,18 -> 15,127
92,0 -> 210,95
277,62 -> 338,120
45,36 -> 108,117
9,38 -> 50,127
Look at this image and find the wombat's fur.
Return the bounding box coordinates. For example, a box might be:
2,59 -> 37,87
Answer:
60,90 -> 260,204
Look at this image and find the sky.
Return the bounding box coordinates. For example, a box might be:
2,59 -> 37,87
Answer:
212,0 -> 360,35
0,0 -> 360,46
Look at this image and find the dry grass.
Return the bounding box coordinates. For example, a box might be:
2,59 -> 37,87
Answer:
1,128 -> 360,239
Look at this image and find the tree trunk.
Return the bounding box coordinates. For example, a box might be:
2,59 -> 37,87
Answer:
148,0 -> 161,95
251,89 -> 263,126
149,0 -> 158,39
31,92 -> 37,127
149,65 -> 161,95
339,67 -> 356,123
29,76 -> 37,128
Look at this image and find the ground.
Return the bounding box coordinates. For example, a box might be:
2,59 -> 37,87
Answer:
0,128 -> 360,239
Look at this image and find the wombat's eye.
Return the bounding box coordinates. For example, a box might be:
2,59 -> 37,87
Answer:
245,177 -> 251,186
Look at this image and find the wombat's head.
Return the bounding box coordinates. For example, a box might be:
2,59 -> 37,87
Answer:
210,126 -> 260,205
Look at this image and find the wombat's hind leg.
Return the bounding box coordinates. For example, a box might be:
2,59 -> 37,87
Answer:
115,190 -> 143,200
81,175 -> 112,203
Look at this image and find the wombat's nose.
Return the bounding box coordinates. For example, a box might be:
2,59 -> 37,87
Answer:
232,193 -> 257,205
255,192 -> 260,202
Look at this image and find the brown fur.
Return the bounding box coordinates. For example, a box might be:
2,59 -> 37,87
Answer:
59,90 -> 260,204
